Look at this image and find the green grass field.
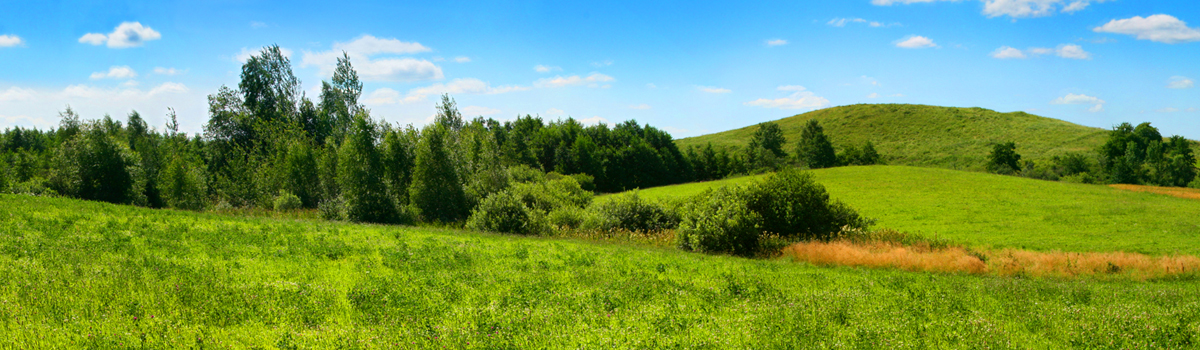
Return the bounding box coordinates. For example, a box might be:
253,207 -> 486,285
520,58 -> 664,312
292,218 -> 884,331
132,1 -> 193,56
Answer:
675,104 -> 1109,171
4,193 -> 1200,348
605,165 -> 1200,255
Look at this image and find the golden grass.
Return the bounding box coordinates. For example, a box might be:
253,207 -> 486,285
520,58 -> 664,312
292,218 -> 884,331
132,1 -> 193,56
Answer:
782,240 -> 1200,280
1109,184 -> 1200,201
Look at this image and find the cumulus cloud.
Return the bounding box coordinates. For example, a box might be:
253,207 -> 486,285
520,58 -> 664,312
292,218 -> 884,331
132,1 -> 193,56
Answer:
534,65 -> 561,73
300,35 -> 442,82
153,67 -> 183,75
1094,14 -> 1200,44
745,85 -> 831,110
895,35 -> 937,48
545,108 -> 565,116
534,73 -> 614,88
1051,93 -> 1105,112
1054,44 -> 1091,59
0,35 -> 24,47
89,66 -> 137,80
0,87 -> 35,102
578,116 -> 608,125
696,86 -> 731,94
872,0 -> 958,5
78,22 -> 162,48
875,0 -> 1108,19
827,18 -> 896,28
629,104 -> 652,110
867,93 -> 881,99
364,78 -> 529,105
461,106 -> 500,116
766,39 -> 788,46
1157,107 -> 1179,113
453,56 -> 471,63
1168,76 -> 1194,89
991,46 -> 1026,59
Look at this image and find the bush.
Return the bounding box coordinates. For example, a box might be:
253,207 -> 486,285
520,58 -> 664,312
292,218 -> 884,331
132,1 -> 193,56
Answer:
568,173 -> 595,192
465,191 -> 549,235
273,191 -> 302,211
509,176 -> 592,212
547,206 -> 591,229
987,142 -> 1021,174
158,155 -> 208,210
743,169 -> 869,240
319,196 -> 347,221
676,186 -> 762,257
507,165 -> 545,183
1062,172 -> 1100,184
585,192 -> 677,232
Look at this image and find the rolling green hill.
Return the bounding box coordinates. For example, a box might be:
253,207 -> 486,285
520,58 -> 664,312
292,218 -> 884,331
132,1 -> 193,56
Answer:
3,193 -> 1200,348
675,104 -> 1110,171
602,166 -> 1200,255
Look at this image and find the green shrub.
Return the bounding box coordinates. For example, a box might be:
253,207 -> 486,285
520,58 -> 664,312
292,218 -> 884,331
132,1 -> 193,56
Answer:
547,206 -> 591,229
509,176 -> 592,212
273,191 -> 302,211
319,196 -> 347,221
465,191 -> 549,235
585,191 -> 677,232
568,173 -> 595,192
1061,172 -> 1100,184
743,169 -> 869,240
158,155 -> 208,210
676,186 -> 762,257
508,165 -> 545,183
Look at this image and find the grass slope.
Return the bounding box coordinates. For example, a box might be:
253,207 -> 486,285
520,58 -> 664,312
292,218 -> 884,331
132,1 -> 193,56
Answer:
4,194 -> 1200,348
607,166 -> 1200,255
676,104 -> 1109,170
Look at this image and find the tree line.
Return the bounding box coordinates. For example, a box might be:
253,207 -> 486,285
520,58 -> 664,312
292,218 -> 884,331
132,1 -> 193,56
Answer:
987,122 -> 1199,188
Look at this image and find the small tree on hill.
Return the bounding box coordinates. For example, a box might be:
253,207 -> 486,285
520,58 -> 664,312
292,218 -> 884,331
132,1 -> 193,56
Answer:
987,142 -> 1021,174
795,119 -> 837,169
749,122 -> 787,158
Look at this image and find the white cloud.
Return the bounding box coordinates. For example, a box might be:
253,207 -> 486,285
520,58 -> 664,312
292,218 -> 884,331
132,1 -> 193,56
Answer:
991,46 -> 1026,59
895,35 -> 937,48
0,87 -> 35,102
1157,107 -> 1180,113
545,108 -> 565,116
300,35 -> 441,82
591,60 -> 614,67
0,35 -> 24,47
828,18 -> 897,28
461,106 -> 500,116
235,46 -> 294,63
629,104 -> 652,110
148,82 -> 188,96
877,0 -> 1108,19
1051,93 -> 1105,112
745,85 -> 831,110
89,66 -> 137,80
153,67 -> 183,75
365,78 -> 529,105
696,86 -> 731,94
250,21 -> 268,29
1055,44 -> 1090,59
121,80 -> 139,87
534,73 -> 614,88
453,56 -> 471,63
766,39 -> 788,46
1188,108 -> 1199,112
867,93 -> 881,99
534,65 -> 561,73
78,22 -> 161,48
1168,76 -> 1194,89
578,116 -> 608,125
1094,14 -> 1200,44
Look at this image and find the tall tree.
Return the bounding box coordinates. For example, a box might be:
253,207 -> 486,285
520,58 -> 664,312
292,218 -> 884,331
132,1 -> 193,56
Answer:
795,119 -> 837,169
749,122 -> 787,158
239,45 -> 300,125
410,123 -> 469,222
986,142 -> 1021,174
319,52 -> 362,140
337,112 -> 398,223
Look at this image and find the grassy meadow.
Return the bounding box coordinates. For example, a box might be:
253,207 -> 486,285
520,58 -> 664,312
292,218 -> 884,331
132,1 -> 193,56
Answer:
605,165 -> 1200,255
675,104 -> 1109,171
4,193 -> 1200,348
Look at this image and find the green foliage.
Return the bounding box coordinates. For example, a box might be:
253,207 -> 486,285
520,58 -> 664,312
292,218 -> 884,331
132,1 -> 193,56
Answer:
381,128 -> 416,206
1097,122 -> 1197,187
547,206 -> 591,229
337,114 -> 401,224
273,190 -> 302,211
509,176 -> 593,213
239,45 -> 299,124
749,122 -> 787,158
676,186 -> 762,256
838,141 -> 882,166
48,123 -> 140,204
740,169 -> 868,240
795,119 -> 838,169
568,173 -> 595,192
465,191 -> 550,235
276,140 -> 321,207
986,141 -> 1022,174
158,154 -> 208,210
585,191 -> 677,232
410,124 -> 469,223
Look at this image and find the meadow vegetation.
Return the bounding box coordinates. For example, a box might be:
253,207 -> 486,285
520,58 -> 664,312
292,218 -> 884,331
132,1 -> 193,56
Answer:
5,194 -> 1200,348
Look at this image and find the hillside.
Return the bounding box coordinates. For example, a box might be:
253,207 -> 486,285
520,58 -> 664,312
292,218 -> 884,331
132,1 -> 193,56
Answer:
602,166 -> 1200,255
3,194 -> 1200,348
675,104 -> 1110,171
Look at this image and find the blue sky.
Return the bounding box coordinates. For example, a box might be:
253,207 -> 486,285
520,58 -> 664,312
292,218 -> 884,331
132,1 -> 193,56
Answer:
1,0 -> 1198,139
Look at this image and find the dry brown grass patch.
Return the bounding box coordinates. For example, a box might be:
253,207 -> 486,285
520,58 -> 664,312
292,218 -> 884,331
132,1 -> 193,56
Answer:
782,240 -> 1200,280
1109,184 -> 1200,201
